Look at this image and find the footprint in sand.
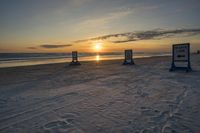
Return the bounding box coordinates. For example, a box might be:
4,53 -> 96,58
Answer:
43,112 -> 82,133
140,107 -> 159,116
162,122 -> 193,133
150,111 -> 169,124
60,112 -> 79,124
162,125 -> 176,133
140,127 -> 159,133
136,89 -> 149,97
43,120 -> 72,133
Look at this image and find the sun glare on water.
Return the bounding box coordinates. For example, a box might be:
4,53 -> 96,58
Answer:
96,55 -> 100,61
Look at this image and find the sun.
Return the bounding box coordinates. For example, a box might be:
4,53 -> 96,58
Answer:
94,42 -> 102,52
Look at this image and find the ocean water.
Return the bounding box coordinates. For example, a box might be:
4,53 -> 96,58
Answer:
0,52 -> 170,68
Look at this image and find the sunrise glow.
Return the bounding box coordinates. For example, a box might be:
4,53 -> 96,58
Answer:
0,0 -> 199,53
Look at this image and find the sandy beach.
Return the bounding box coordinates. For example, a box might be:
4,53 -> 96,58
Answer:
0,55 -> 200,133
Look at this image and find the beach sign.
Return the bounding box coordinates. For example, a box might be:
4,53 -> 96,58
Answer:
70,51 -> 81,65
123,49 -> 134,65
170,43 -> 192,72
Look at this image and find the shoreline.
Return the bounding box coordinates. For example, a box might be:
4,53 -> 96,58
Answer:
0,55 -> 171,86
0,54 -> 171,69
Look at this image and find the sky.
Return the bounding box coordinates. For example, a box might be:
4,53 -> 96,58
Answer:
0,0 -> 200,53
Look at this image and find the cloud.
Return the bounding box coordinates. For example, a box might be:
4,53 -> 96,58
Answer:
40,44 -> 72,48
75,9 -> 133,30
27,44 -> 72,50
28,47 -> 37,49
27,28 -> 200,51
74,28 -> 200,43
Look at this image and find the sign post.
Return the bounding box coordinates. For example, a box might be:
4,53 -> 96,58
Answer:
123,49 -> 134,65
170,43 -> 192,72
70,51 -> 81,65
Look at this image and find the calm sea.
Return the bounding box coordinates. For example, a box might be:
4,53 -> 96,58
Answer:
0,52 -> 170,68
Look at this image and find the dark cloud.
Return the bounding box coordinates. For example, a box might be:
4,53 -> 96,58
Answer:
74,28 -> 200,43
40,44 -> 72,48
28,47 -> 37,49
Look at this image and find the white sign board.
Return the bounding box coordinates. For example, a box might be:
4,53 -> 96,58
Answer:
170,43 -> 191,72
174,44 -> 189,61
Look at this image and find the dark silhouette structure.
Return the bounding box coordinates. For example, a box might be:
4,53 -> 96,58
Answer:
123,49 -> 135,65
69,51 -> 81,65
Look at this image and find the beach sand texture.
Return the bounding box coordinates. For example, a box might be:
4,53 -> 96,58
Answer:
0,55 -> 200,133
